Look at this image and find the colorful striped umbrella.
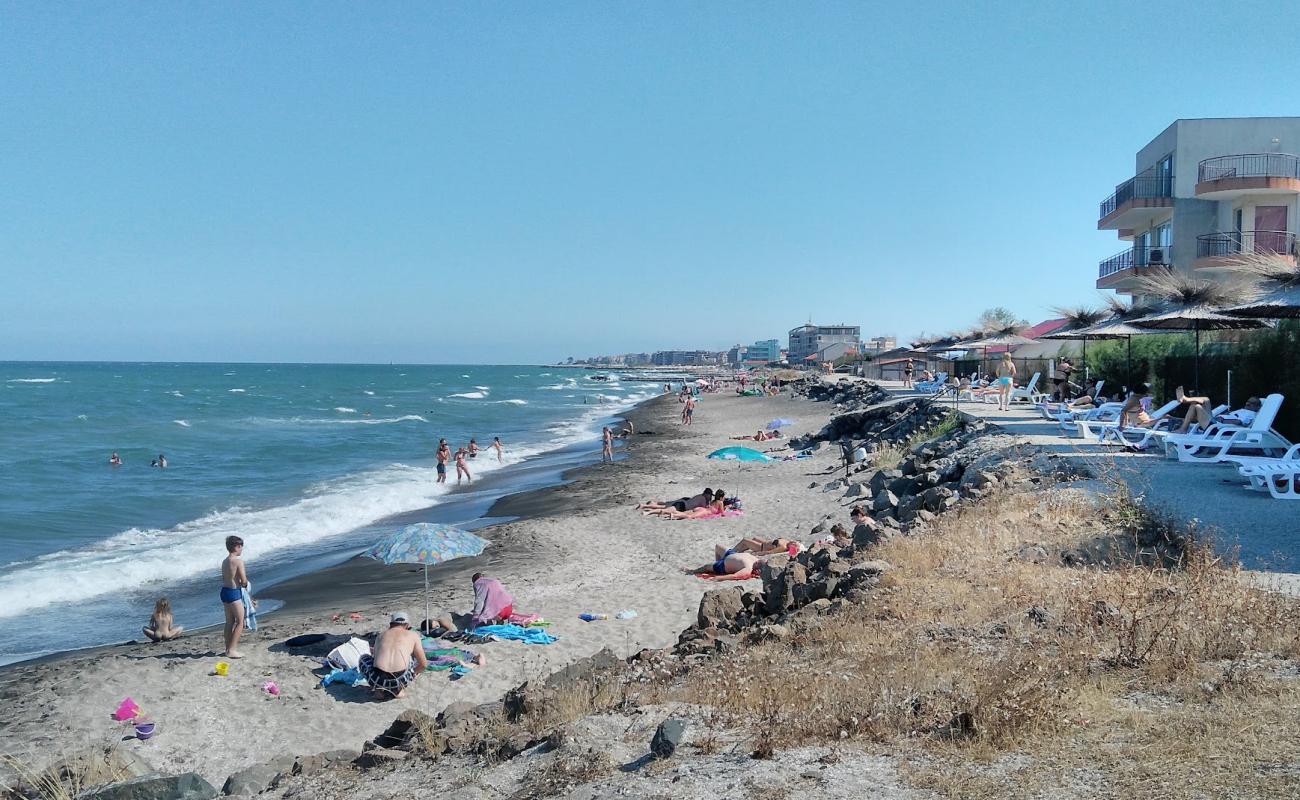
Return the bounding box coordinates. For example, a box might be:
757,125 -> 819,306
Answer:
363,523 -> 490,628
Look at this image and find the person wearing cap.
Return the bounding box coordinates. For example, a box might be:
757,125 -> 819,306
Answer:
358,611 -> 428,700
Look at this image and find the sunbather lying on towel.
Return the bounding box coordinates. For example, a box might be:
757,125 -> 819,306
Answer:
637,488 -> 713,513
731,429 -> 782,442
693,550 -> 762,580
644,490 -> 727,519
715,537 -> 798,559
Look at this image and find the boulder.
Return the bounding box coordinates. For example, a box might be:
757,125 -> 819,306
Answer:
920,486 -> 956,513
868,469 -> 902,495
221,757 -> 293,796
289,750 -> 359,778
80,773 -> 218,800
843,482 -> 869,499
888,475 -> 921,498
374,709 -> 438,750
1016,544 -> 1051,564
353,748 -> 408,769
651,719 -> 688,758
697,586 -> 745,629
871,490 -> 898,513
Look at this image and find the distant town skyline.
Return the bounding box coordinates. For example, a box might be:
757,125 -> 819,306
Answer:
5,3 -> 1300,363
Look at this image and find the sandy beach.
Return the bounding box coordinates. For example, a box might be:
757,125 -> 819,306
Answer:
0,387 -> 854,785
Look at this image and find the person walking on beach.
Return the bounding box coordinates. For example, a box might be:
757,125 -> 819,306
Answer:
996,352 -> 1017,411
436,439 -> 450,483
903,359 -> 914,388
682,395 -> 696,425
220,536 -> 249,658
601,426 -> 615,463
455,446 -> 472,484
491,436 -> 504,463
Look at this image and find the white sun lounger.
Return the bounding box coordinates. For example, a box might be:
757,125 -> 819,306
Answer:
1037,380 -> 1106,419
1163,394 -> 1291,463
1009,373 -> 1043,405
914,372 -> 948,394
1096,403 -> 1226,450
1060,402 -> 1124,437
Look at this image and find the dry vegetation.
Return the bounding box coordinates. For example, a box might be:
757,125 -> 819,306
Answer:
667,482 -> 1300,798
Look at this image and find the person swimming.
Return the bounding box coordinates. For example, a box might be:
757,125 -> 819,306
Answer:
109,452 -> 122,466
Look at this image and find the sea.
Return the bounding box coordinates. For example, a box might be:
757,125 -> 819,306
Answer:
0,362 -> 675,665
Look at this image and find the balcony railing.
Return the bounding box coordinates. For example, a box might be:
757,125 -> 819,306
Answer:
1198,153 -> 1300,183
1098,245 -> 1173,279
1099,173 -> 1174,220
1196,230 -> 1297,259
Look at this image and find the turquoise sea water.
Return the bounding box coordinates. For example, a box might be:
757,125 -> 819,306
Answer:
0,362 -> 667,664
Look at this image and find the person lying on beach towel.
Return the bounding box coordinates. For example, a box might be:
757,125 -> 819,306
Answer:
643,490 -> 728,519
693,550 -> 763,580
731,429 -> 782,442
715,538 -> 799,559
637,488 -> 713,513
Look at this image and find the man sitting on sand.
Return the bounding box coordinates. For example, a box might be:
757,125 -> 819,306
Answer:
358,612 -> 428,700
693,550 -> 762,580
471,572 -> 514,627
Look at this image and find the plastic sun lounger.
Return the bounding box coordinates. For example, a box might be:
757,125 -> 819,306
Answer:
914,373 -> 948,394
1038,380 -> 1106,419
1060,402 -> 1124,437
1100,404 -> 1230,450
1008,373 -> 1042,405
1080,400 -> 1180,444
1163,394 -> 1291,464
1229,444 -> 1300,493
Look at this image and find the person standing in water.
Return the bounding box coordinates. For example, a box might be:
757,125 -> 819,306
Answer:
455,446 -> 472,484
436,439 -> 450,484
109,452 -> 122,466
490,436 -> 504,463
220,536 -> 249,658
467,438 -> 479,459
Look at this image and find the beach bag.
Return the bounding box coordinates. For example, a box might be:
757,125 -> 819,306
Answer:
325,637 -> 370,670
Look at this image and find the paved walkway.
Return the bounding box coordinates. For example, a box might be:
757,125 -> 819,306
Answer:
861,379 -> 1296,572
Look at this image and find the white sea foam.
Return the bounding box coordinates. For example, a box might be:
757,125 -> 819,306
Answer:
363,390 -> 375,396
334,407 -> 357,413
76,414 -> 88,421
7,378 -> 57,383
168,390 -> 184,398
245,415 -> 426,427
228,388 -> 246,393
0,461 -> 458,618
448,392 -> 486,400
474,385 -> 490,392
494,399 -> 528,405
173,420 -> 191,427
461,374 -> 470,378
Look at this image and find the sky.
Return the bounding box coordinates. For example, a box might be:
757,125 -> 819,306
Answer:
3,1 -> 1300,364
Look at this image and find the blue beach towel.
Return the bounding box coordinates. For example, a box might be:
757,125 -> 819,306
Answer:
473,624 -> 558,645
321,667 -> 368,687
241,587 -> 258,631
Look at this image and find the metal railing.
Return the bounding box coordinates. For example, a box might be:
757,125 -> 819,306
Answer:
1098,245 -> 1174,279
1198,153 -> 1300,183
1196,230 -> 1297,258
1099,173 -> 1174,220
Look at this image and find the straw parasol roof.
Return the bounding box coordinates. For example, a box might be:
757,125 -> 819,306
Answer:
1217,250 -> 1300,319
1132,272 -> 1263,331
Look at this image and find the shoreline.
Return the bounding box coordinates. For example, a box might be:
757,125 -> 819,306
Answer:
1,386 -> 848,784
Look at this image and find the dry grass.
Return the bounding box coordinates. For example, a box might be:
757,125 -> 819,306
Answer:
872,412 -> 961,470
509,749 -> 617,799
662,479 -> 1300,797
1,741 -> 139,800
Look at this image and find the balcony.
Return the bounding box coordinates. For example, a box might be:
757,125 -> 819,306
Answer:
1196,154 -> 1300,198
1098,173 -> 1174,231
1194,230 -> 1297,271
1096,245 -> 1173,291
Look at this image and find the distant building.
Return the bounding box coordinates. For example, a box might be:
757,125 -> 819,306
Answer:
804,341 -> 859,365
862,336 -> 897,354
726,345 -> 748,365
787,324 -> 861,362
624,353 -> 652,366
651,350 -> 717,366
746,339 -> 781,363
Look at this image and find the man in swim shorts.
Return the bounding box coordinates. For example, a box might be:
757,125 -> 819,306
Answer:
220,536 -> 249,658
696,550 -> 760,579
436,439 -> 450,483
359,611 -> 428,700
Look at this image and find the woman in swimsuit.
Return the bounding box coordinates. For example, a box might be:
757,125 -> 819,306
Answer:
996,353 -> 1017,411
455,447 -> 472,484
647,490 -> 726,519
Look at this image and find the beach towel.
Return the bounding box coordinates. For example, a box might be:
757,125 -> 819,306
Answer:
506,612 -> 545,626
472,577 -> 514,626
693,509 -> 745,520
695,569 -> 761,581
320,667 -> 368,688
473,624 -> 559,645
241,586 -> 258,631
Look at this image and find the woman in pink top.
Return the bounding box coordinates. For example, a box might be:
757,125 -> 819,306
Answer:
470,573 -> 514,627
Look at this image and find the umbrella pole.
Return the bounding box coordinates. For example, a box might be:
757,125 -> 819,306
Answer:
1126,336 -> 1132,392
424,564 -> 430,631
1194,327 -> 1201,392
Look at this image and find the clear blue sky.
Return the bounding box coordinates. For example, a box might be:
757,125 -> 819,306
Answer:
3,1 -> 1299,363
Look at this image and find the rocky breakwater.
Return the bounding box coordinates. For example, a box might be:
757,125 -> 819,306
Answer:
791,378 -> 890,411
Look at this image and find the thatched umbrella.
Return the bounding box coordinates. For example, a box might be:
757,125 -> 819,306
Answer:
1043,306 -> 1106,376
962,327 -> 1038,377
1043,300 -> 1160,388
1219,251 -> 1300,319
1132,273 -> 1267,390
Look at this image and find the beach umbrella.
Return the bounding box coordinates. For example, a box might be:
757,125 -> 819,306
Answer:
1132,273 -> 1266,391
707,446 -> 772,463
766,418 -> 795,429
962,330 -> 1038,377
363,522 -> 490,628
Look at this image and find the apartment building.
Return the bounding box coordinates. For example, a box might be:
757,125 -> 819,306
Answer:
788,324 -> 860,362
1096,117 -> 1300,297
862,335 -> 897,354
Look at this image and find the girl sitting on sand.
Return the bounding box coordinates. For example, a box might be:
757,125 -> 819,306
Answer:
143,598 -> 184,642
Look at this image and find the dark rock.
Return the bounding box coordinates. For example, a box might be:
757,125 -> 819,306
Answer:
374,709 -> 438,750
920,486 -> 955,513
651,719 -> 687,758
888,475 -> 921,498
869,469 -> 903,495
697,586 -> 745,629
1016,544 -> 1051,564
843,482 -> 869,498
852,519 -> 882,549
871,490 -> 898,512
353,747 -> 408,769
80,773 -> 218,800
810,521 -> 828,535
221,758 -> 293,796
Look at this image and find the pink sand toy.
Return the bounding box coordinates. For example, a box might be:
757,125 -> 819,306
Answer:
262,681 -> 280,696
113,698 -> 142,721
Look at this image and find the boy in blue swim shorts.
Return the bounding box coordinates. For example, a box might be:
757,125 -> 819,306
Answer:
221,535 -> 249,658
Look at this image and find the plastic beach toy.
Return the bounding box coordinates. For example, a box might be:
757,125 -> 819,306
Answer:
113,698 -> 142,721
214,661 -> 230,676
262,681 -> 280,696
133,721 -> 156,740
578,613 -> 608,622
615,610 -> 638,620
